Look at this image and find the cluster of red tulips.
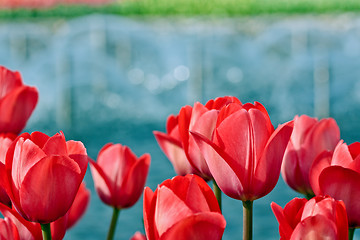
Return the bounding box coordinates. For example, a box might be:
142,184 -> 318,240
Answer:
0,64 -> 357,240
0,0 -> 112,9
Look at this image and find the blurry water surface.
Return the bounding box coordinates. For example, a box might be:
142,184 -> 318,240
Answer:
1,14 -> 360,239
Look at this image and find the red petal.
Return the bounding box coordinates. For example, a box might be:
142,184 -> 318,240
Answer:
319,166 -> 360,227
309,151 -> 333,195
0,66 -> 22,98
143,187 -> 158,240
271,202 -> 294,240
66,141 -> 87,155
89,159 -> 114,206
66,182 -> 90,229
42,132 -> 67,156
19,155 -> 85,223
190,131 -> 244,200
114,153 -> 150,208
291,215 -> 338,240
159,212 -> 226,240
332,141 -> 354,167
253,121 -> 293,199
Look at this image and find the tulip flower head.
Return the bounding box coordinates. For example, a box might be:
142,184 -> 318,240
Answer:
0,66 -> 38,135
310,140 -> 360,227
191,101 -> 293,201
281,115 -> 340,196
154,96 -> 240,180
143,174 -> 226,240
4,131 -> 88,224
271,196 -> 348,240
89,143 -> 150,209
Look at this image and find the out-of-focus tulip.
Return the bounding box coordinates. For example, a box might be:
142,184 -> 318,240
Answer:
0,133 -> 16,207
281,115 -> 340,197
0,217 -> 20,240
191,102 -> 293,201
154,96 -> 240,179
66,182 -> 90,229
130,231 -> 146,240
310,140 -> 360,227
271,196 -> 348,239
4,131 -> 88,224
0,66 -> 38,135
89,143 -> 150,209
143,174 -> 226,240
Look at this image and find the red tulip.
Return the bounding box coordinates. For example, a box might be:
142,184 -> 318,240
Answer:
0,133 -> 16,206
0,66 -> 38,135
130,231 -> 146,240
281,115 -> 340,196
271,196 -> 348,240
4,131 -> 88,224
310,140 -> 360,227
143,174 -> 226,240
191,102 -> 293,201
154,96 -> 240,179
89,143 -> 150,209
66,182 -> 90,229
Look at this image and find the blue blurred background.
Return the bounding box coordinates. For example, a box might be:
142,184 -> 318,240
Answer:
1,14 -> 360,239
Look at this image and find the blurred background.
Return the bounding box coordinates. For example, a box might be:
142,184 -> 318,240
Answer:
1,1 -> 360,239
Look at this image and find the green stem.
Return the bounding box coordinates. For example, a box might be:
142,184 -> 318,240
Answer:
107,207 -> 121,240
349,228 -> 355,240
304,192 -> 315,200
243,200 -> 253,240
41,223 -> 52,240
213,180 -> 222,212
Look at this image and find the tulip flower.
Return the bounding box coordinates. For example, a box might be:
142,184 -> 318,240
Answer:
143,174 -> 226,240
130,231 -> 146,240
309,140 -> 360,237
281,115 -> 340,198
271,196 -> 348,240
0,66 -> 38,135
0,217 -> 20,240
191,101 -> 293,239
0,133 -> 16,207
89,143 -> 150,240
3,131 -> 88,239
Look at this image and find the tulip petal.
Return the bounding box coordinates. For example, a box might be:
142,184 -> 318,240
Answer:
29,132 -> 49,149
143,187 -> 158,240
271,202 -> 294,240
290,215 -> 338,240
66,140 -> 87,155
42,133 -> 68,156
319,166 -> 360,227
154,131 -> 193,175
191,131 -> 245,200
308,151 -> 332,195
0,67 -> 22,98
290,115 -> 317,150
89,159 -> 114,206
155,186 -> 193,236
0,86 -> 38,134
66,182 -> 90,229
332,141 -> 354,167
19,155 -> 84,223
159,212 -> 226,240
253,121 -> 293,199
115,153 -> 150,208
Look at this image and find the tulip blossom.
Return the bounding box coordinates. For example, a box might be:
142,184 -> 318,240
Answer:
154,96 -> 240,180
89,143 -> 150,240
310,140 -> 360,228
4,131 -> 88,225
89,143 -> 150,209
143,174 -> 226,240
281,115 -> 340,197
0,66 -> 38,135
191,102 -> 293,201
271,196 -> 348,239
0,217 -> 19,240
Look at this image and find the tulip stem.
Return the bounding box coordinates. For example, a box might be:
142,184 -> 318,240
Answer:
349,228 -> 355,240
107,207 -> 121,240
213,180 -> 222,212
41,223 -> 52,240
243,200 -> 253,240
305,193 -> 315,200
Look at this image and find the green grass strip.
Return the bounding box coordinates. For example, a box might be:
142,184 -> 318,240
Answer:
0,0 -> 360,19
